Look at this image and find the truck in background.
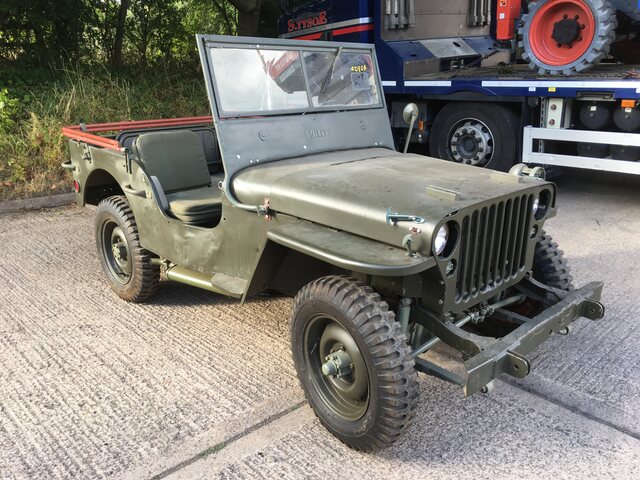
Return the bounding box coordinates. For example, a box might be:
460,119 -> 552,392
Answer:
278,1 -> 640,174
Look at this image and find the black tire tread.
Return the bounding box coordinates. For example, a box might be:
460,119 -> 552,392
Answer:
290,275 -> 419,452
533,229 -> 574,291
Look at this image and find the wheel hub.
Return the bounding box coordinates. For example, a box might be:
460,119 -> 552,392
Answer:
304,316 -> 369,421
112,242 -> 127,261
449,119 -> 493,166
102,222 -> 132,284
110,229 -> 130,270
552,18 -> 581,45
321,349 -> 353,378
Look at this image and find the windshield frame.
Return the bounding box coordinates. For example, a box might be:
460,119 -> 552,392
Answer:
198,35 -> 385,120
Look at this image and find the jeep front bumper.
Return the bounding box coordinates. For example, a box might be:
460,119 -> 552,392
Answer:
464,281 -> 604,395
413,281 -> 604,396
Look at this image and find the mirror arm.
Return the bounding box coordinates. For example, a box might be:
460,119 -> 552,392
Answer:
401,103 -> 419,154
403,114 -> 417,154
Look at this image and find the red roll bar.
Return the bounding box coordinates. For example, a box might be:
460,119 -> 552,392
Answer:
61,116 -> 214,151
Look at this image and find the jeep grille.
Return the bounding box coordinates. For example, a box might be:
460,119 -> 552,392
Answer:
455,194 -> 535,302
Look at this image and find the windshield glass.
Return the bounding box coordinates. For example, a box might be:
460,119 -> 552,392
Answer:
209,46 -> 381,117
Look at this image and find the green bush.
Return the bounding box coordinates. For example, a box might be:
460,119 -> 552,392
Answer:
0,88 -> 20,133
0,66 -> 210,200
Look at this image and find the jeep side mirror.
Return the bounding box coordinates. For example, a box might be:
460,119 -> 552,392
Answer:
402,103 -> 419,154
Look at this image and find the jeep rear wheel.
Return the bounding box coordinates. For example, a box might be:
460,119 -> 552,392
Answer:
290,276 -> 419,451
95,196 -> 160,302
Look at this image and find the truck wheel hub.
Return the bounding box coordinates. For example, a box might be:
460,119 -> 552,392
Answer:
449,119 -> 493,166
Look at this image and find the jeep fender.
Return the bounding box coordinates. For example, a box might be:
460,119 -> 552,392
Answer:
243,220 -> 436,300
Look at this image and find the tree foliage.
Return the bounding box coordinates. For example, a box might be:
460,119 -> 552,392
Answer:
228,0 -> 279,37
0,0 -> 282,199
0,0 -> 249,69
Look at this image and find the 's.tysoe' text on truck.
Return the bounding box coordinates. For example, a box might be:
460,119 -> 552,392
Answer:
61,36 -> 605,451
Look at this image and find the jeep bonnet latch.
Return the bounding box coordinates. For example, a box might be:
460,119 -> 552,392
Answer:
386,208 -> 425,225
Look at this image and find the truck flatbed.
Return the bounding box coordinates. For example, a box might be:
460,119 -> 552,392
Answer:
387,63 -> 640,99
411,63 -> 640,81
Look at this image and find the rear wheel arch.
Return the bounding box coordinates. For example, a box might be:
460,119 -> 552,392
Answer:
84,169 -> 124,206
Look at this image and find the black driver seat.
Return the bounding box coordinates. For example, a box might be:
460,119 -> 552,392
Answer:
133,130 -> 222,226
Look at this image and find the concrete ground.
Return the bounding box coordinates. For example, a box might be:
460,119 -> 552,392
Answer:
0,169 -> 639,479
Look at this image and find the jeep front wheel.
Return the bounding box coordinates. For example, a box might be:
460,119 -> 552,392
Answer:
95,196 -> 160,302
533,230 -> 574,292
290,276 -> 419,451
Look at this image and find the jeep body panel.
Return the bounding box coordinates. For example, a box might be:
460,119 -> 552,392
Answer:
69,138 -> 434,287
233,148 -> 555,250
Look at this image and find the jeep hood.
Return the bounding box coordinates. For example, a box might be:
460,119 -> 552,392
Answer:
232,148 -> 553,249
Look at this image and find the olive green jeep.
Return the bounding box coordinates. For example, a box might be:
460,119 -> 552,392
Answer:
62,36 -> 604,451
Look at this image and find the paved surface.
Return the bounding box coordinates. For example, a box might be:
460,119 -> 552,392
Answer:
0,169 -> 639,479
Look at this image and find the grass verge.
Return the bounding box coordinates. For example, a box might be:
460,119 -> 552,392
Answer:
0,65 -> 209,200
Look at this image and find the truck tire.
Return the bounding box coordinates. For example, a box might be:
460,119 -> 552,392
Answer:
519,0 -> 617,75
429,102 -> 519,171
95,196 -> 160,302
290,276 -> 419,451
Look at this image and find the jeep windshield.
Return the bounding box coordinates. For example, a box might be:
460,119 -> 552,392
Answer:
197,36 -> 395,188
208,45 -> 382,118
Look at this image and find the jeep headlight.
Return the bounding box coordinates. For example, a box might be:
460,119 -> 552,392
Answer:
532,195 -> 540,215
534,189 -> 552,220
434,224 -> 449,256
